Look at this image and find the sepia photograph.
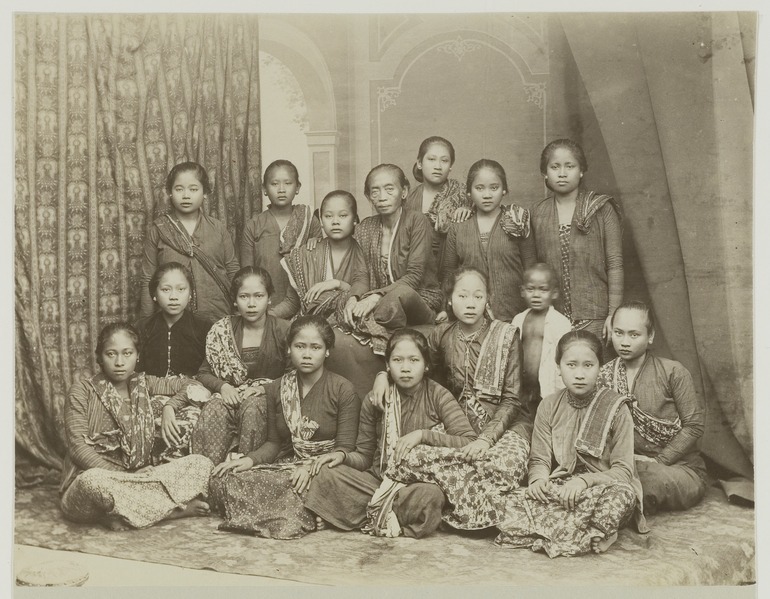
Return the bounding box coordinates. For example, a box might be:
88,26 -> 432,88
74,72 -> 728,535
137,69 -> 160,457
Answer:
8,1 -> 761,595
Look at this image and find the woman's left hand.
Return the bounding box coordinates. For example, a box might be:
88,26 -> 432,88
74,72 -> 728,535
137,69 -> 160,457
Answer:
304,280 -> 338,304
459,439 -> 491,462
556,477 -> 588,511
291,465 -> 313,494
393,430 -> 423,463
305,237 -> 321,251
602,315 -> 614,343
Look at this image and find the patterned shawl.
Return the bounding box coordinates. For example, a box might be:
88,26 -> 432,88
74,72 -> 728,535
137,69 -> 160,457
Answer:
473,320 -> 518,401
279,370 -> 336,460
598,358 -> 682,447
574,388 -> 630,459
425,178 -> 469,234
573,191 -> 622,234
280,238 -> 348,320
86,373 -> 155,470
363,383 -> 407,537
498,204 -> 531,238
155,214 -> 231,311
205,316 -> 250,386
278,204 -> 314,255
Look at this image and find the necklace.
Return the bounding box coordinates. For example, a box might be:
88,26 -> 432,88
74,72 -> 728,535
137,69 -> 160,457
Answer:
567,388 -> 598,409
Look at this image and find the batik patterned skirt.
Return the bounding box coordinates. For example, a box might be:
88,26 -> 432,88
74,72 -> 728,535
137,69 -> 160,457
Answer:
209,464 -> 316,540
494,477 -> 636,557
385,429 -> 530,530
60,454 -> 213,528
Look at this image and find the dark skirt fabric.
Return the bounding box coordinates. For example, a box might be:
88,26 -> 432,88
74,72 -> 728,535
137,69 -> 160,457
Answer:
209,467 -> 316,540
303,464 -> 445,539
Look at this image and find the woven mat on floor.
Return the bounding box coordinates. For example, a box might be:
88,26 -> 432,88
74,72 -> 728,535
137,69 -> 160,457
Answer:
14,485 -> 754,586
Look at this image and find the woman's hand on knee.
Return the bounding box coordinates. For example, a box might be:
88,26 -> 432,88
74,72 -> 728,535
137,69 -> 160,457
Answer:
525,479 -> 550,503
291,466 -> 313,494
211,456 -> 253,478
459,439 -> 491,462
220,384 -> 240,407
557,478 -> 588,511
310,451 -> 345,476
393,430 -> 423,463
161,405 -> 182,447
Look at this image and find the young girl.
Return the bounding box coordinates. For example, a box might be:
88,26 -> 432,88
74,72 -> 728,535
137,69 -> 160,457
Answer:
141,161 -> 240,324
190,266 -> 290,465
530,139 -> 623,343
344,164 -> 443,354
598,301 -> 706,514
208,315 -> 361,539
270,190 -> 368,322
135,262 -> 212,378
60,323 -> 213,530
441,159 -> 536,321
304,329 -> 476,539
495,331 -> 648,557
240,160 -> 323,305
404,136 -> 472,271
371,267 -> 531,530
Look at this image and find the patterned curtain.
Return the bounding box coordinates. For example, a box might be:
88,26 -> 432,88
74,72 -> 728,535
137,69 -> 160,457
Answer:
15,14 -> 262,479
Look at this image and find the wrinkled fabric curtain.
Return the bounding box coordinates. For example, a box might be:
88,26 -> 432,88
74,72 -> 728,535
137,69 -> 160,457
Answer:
15,14 -> 262,478
548,12 -> 754,478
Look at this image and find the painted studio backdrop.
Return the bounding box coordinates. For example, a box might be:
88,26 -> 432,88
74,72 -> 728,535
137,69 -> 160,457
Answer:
14,13 -> 754,482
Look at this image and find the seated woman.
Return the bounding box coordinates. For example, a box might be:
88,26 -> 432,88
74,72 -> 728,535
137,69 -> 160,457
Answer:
372,267 -> 532,530
206,315 -> 361,539
598,301 -> 706,514
136,263 -> 214,459
304,329 -> 476,539
342,164 -> 443,354
190,266 -> 290,465
495,331 -> 648,557
60,323 -> 213,530
270,190 -> 368,322
135,262 -> 213,378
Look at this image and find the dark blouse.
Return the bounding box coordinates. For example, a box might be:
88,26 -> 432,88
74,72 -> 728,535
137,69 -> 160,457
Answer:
135,310 -> 212,378
246,370 -> 361,464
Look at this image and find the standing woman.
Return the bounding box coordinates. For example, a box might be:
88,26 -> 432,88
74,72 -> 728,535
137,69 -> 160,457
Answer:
240,160 -> 323,305
190,266 -> 290,465
404,136 -> 472,271
530,139 -> 623,343
441,159 -> 536,321
344,164 -> 443,354
60,323 -> 213,530
140,161 -> 240,324
208,315 -> 361,539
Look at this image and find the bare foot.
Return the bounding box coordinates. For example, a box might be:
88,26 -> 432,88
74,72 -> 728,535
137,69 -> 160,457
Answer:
103,516 -> 131,531
315,516 -> 327,530
166,498 -> 210,520
591,531 -> 618,554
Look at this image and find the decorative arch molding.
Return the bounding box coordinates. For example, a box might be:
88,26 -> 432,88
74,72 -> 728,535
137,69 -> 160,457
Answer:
259,17 -> 337,132
369,29 -> 548,163
258,17 -> 338,205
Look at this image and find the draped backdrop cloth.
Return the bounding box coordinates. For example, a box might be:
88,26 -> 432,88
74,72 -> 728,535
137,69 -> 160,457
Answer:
548,13 -> 754,477
15,14 -> 262,477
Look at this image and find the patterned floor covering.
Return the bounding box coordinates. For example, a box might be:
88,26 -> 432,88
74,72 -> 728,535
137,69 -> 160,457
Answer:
15,485 -> 754,586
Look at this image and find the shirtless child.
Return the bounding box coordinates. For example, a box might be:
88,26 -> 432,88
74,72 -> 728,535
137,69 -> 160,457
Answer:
512,263 -> 572,408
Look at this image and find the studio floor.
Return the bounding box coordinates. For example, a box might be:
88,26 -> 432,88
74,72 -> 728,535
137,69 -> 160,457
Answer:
13,483 -> 755,588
